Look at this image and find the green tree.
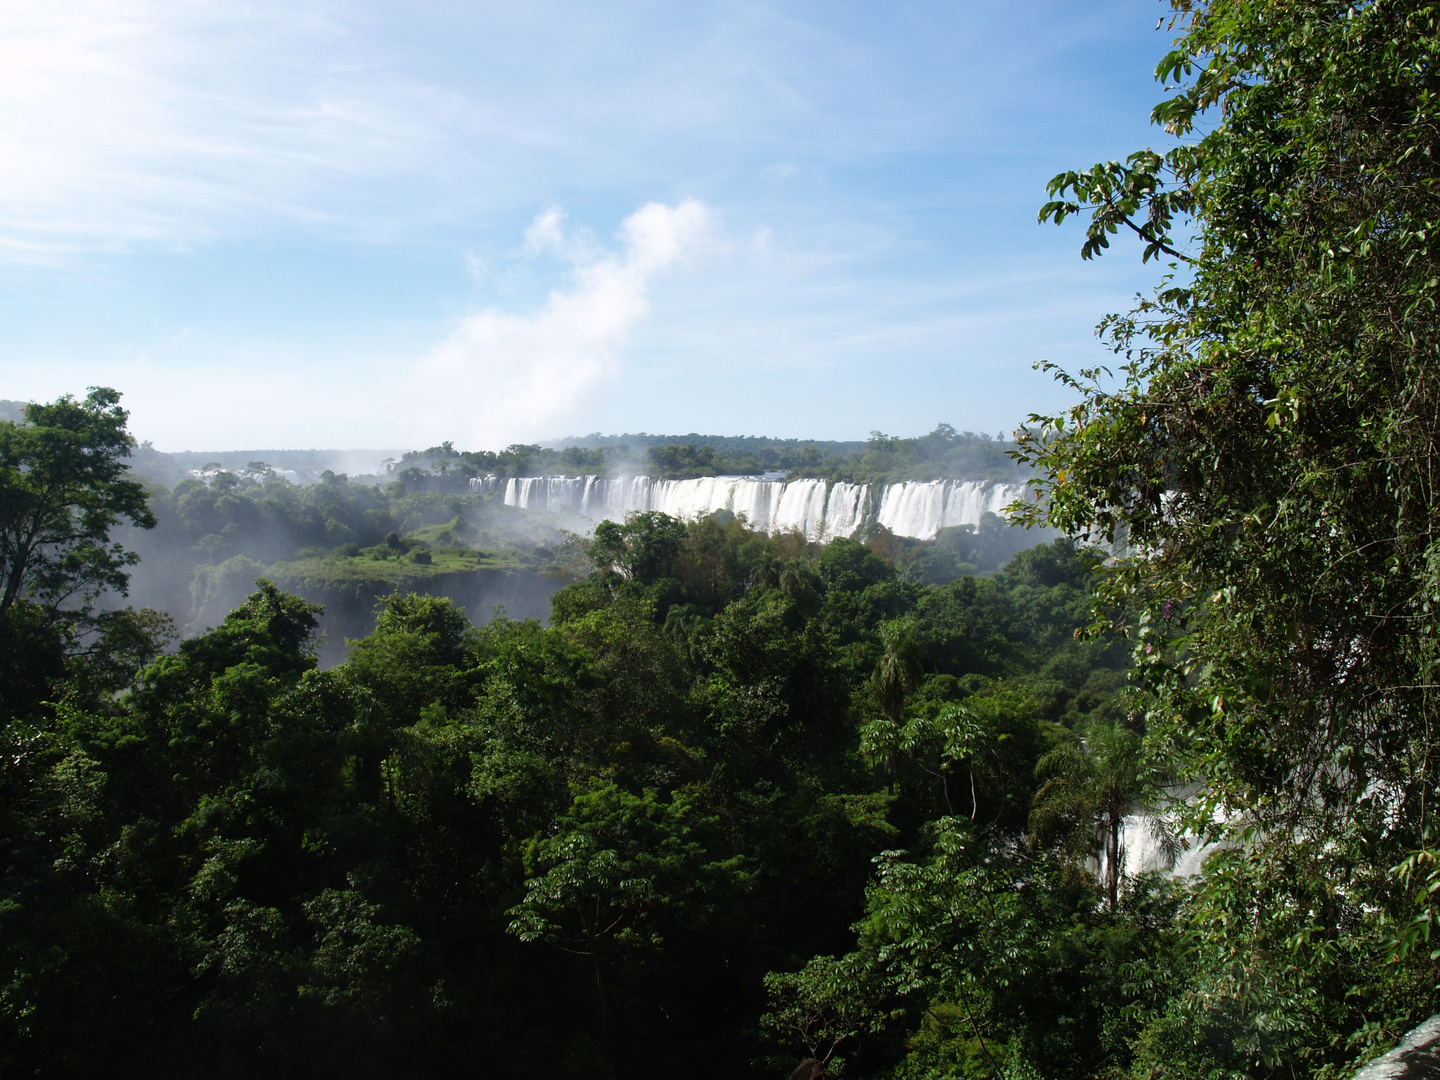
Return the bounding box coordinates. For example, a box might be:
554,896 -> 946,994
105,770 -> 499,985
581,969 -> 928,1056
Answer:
788,820 -> 1179,1080
507,782 -> 747,1053
861,618 -> 924,790
897,702 -> 1005,820
761,954 -> 892,1072
1022,0 -> 1440,1067
589,512 -> 687,587
0,388 -> 154,634
342,593 -> 475,722
1029,720 -> 1168,912
818,537 -> 895,594
872,618 -> 923,726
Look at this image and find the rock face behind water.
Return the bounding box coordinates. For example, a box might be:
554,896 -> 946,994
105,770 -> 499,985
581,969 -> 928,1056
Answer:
1353,1017 -> 1440,1080
471,474 -> 1026,542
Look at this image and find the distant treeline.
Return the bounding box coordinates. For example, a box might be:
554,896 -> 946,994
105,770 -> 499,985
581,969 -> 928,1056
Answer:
386,424 -> 1026,486
5,407 -> 1032,489
789,425 -> 1023,485
114,445 -> 399,488
546,430 -> 872,455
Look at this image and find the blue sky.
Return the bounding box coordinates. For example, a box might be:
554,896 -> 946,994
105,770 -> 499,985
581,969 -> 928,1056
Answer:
1,0 -> 1178,452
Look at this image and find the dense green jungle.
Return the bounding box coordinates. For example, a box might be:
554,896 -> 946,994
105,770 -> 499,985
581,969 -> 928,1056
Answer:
8,0 -> 1440,1076
2,390 -> 1147,1079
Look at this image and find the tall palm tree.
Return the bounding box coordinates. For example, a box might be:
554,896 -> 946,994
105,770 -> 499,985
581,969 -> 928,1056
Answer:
1030,720 -> 1164,910
866,619 -> 924,790
873,619 -> 923,725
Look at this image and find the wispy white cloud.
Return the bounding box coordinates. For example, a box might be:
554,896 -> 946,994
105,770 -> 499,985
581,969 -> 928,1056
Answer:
0,0 -> 470,258
522,207 -> 569,257
419,199 -> 713,447
0,0 -> 1158,262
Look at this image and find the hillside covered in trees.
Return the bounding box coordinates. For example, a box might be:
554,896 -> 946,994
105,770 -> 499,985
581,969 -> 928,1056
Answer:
3,392 -> 1144,1078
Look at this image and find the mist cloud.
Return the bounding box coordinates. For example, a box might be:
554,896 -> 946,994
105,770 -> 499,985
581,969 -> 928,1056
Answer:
420,199 -> 713,448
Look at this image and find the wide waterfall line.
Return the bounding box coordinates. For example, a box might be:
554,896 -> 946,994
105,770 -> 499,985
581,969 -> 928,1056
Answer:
468,474 -> 1024,541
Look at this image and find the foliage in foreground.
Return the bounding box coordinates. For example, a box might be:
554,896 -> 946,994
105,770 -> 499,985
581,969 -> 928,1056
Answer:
1020,0 -> 1440,1073
3,448 -> 1149,1077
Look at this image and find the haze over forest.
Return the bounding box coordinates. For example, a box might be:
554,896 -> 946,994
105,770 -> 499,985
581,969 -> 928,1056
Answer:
78,417 -> 1044,667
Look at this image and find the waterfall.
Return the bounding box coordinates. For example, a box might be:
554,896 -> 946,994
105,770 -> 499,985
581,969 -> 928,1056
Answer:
467,474 -> 1026,541
875,479 -> 1019,538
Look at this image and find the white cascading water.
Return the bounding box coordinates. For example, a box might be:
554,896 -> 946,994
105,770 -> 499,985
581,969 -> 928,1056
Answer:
468,475 -> 1026,541
1098,811 -> 1218,883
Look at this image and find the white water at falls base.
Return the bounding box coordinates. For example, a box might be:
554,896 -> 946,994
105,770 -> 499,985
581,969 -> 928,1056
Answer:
468,475 -> 1026,541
